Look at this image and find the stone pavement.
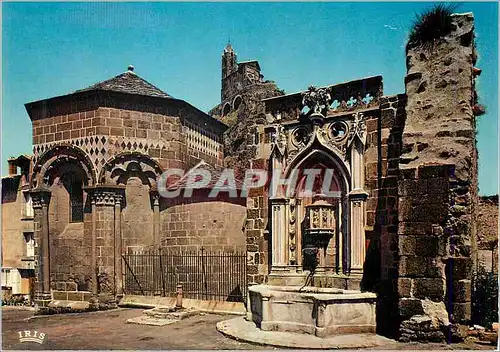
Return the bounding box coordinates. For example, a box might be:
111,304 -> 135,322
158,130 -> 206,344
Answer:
1,307 -> 495,350
217,316 -> 395,349
1,307 -> 265,350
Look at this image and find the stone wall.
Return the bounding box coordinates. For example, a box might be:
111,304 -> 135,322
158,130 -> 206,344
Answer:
397,13 -> 478,342
477,196 -> 498,273
159,190 -> 247,253
121,177 -> 154,249
30,92 -> 226,175
1,177 -> 26,268
362,94 -> 406,336
245,158 -> 270,285
32,106 -> 201,172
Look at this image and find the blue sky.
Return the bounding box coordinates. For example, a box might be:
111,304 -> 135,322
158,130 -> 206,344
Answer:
2,2 -> 498,195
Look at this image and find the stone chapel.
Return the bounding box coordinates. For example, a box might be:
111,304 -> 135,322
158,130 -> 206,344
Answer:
21,12 -> 481,342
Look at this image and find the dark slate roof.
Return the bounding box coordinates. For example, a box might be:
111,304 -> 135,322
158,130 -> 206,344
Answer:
74,70 -> 171,98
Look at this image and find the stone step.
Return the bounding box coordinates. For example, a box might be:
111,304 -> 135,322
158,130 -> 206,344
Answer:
143,307 -> 199,320
126,316 -> 177,326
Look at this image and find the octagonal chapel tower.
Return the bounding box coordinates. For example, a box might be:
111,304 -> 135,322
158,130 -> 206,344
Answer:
25,66 -> 227,309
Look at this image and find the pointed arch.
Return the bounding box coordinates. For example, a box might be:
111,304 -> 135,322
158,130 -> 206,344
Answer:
284,131 -> 351,193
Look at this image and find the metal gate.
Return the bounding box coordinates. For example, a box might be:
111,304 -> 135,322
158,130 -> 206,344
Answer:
122,248 -> 247,302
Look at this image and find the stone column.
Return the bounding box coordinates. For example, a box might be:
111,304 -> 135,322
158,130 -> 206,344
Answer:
348,116 -> 368,274
151,191 -> 160,248
270,197 -> 289,273
91,193 -> 98,295
93,187 -> 123,301
114,193 -> 123,298
348,192 -> 368,273
295,198 -> 303,269
397,14 -> 477,341
31,188 -> 52,309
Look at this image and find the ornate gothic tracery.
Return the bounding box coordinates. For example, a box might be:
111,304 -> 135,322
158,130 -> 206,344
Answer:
267,86 -> 369,277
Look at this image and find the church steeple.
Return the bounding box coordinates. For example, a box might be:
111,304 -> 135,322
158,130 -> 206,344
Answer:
222,42 -> 237,80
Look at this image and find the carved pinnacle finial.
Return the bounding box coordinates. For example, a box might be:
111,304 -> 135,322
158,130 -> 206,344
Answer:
302,86 -> 331,116
225,40 -> 233,53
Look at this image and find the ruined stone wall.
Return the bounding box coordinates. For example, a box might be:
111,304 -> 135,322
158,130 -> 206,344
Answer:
159,191 -> 247,253
210,83 -> 283,179
364,95 -> 406,280
245,158 -> 270,285
397,13 -> 478,341
362,94 -> 406,336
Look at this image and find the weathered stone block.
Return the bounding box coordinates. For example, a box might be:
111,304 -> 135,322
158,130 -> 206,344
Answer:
52,291 -> 68,300
398,298 -> 423,318
415,236 -> 439,256
398,278 -> 412,297
418,165 -> 451,179
399,236 -> 416,256
452,279 -> 471,303
448,257 -> 472,280
452,303 -> 471,322
413,278 -> 445,300
398,221 -> 432,235
399,256 -> 427,277
67,291 -> 84,301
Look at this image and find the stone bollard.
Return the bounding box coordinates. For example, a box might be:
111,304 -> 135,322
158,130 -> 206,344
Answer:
176,284 -> 183,309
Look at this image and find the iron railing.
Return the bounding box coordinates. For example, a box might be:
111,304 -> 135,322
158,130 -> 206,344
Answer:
70,201 -> 84,222
123,248 -> 247,302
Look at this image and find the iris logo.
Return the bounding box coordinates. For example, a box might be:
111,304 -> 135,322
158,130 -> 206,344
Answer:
17,330 -> 47,344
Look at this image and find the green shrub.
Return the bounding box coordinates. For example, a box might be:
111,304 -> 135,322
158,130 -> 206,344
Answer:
472,266 -> 498,329
406,3 -> 458,53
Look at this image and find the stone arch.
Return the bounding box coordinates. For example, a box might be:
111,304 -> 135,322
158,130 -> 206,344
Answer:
287,148 -> 350,195
222,102 -> 231,116
32,144 -> 97,188
233,95 -> 243,110
98,152 -> 163,188
284,133 -> 351,193
281,146 -> 351,273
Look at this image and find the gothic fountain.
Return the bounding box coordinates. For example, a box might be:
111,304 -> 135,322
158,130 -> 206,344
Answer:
217,85 -> 388,348
245,194 -> 376,338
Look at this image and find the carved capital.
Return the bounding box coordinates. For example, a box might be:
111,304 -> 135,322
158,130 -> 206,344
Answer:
30,189 -> 51,209
90,187 -> 125,206
348,190 -> 369,202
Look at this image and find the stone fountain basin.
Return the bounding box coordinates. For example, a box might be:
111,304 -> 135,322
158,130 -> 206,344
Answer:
247,285 -> 377,338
